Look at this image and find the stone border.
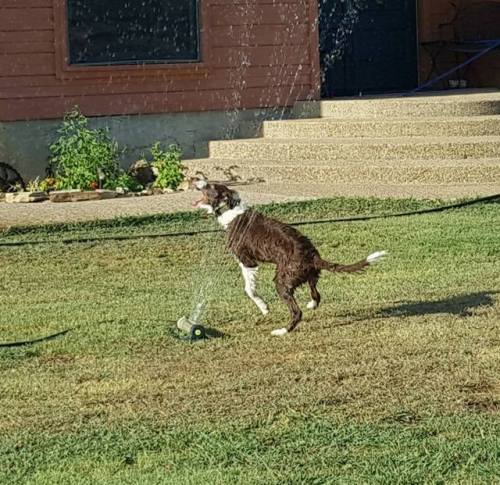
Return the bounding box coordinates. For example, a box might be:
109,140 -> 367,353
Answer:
5,192 -> 49,203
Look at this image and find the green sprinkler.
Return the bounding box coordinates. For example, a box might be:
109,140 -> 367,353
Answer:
176,316 -> 207,341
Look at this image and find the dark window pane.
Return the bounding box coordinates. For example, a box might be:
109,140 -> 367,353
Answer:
67,0 -> 199,65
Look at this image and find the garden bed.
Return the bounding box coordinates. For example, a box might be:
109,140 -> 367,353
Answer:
1,186 -> 191,204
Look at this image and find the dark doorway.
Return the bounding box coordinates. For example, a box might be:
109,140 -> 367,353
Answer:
319,0 -> 418,97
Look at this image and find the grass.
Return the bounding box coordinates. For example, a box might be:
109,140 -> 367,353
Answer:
0,196 -> 452,244
0,197 -> 499,484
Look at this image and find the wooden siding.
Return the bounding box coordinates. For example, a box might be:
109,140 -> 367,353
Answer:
418,0 -> 500,88
0,0 -> 320,121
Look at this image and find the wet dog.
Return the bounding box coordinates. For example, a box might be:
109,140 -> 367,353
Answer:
193,181 -> 386,336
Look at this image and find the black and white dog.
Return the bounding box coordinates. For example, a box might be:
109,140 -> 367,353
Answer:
0,162 -> 25,192
193,181 -> 386,336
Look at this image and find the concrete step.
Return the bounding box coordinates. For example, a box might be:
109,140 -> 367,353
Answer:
293,90 -> 500,119
236,181 -> 500,201
263,116 -> 500,139
208,136 -> 500,162
185,158 -> 500,185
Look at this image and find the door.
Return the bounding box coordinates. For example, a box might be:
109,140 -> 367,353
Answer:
319,0 -> 418,97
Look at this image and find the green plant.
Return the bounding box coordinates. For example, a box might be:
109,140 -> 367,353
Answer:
25,177 -> 42,192
49,108 -> 121,190
151,142 -> 184,190
39,177 -> 57,193
104,172 -> 142,193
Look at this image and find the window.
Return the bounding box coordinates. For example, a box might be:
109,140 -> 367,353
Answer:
67,0 -> 199,66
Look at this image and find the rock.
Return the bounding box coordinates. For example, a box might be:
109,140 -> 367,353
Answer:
140,189 -> 153,196
49,190 -> 117,203
115,187 -> 126,195
162,188 -> 175,194
5,191 -> 49,203
129,159 -> 156,186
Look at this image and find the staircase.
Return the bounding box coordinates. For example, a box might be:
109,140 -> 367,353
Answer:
184,90 -> 500,200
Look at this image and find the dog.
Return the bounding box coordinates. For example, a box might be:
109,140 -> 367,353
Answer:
0,162 -> 25,193
193,180 -> 387,336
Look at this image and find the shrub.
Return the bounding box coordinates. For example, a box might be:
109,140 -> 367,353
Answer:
49,108 -> 121,190
104,172 -> 142,193
25,177 -> 41,192
151,142 -> 184,190
39,177 -> 57,193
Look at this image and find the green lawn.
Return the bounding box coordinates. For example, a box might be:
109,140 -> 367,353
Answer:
1,197 -> 499,484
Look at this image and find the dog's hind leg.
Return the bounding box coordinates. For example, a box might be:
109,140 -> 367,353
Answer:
271,276 -> 302,337
307,274 -> 321,310
239,262 -> 269,316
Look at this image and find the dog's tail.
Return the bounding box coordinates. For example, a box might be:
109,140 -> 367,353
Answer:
315,250 -> 387,273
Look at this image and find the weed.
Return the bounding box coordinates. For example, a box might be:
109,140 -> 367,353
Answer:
49,108 -> 121,191
151,142 -> 184,190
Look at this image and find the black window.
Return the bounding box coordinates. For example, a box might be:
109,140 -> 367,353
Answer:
67,0 -> 199,66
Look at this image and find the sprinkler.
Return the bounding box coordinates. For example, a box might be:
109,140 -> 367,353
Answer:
172,304 -> 225,342
176,316 -> 207,341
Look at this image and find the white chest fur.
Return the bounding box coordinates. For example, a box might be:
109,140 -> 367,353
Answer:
218,204 -> 248,229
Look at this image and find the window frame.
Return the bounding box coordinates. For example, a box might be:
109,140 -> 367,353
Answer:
53,0 -> 209,80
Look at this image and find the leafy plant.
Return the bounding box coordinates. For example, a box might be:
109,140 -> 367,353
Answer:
150,142 -> 184,190
39,177 -> 57,193
104,172 -> 142,192
49,108 -> 121,190
25,177 -> 42,192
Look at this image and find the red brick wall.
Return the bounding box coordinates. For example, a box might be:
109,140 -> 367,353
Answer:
0,0 -> 320,121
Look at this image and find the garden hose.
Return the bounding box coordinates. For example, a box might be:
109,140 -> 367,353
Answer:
0,192 -> 498,248
1,193 -> 498,347
0,329 -> 71,348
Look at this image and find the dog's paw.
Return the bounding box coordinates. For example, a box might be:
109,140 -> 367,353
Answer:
307,300 -> 318,310
271,328 -> 288,337
367,250 -> 388,264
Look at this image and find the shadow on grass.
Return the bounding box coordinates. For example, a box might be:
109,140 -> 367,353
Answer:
335,291 -> 498,325
378,291 -> 498,318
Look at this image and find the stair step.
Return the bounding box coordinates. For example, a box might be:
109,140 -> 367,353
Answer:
209,136 -> 500,162
236,181 -> 500,201
263,116 -> 500,138
293,90 -> 500,119
185,158 -> 500,185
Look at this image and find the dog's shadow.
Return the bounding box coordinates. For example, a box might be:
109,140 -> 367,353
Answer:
336,291 -> 497,324
378,291 -> 497,318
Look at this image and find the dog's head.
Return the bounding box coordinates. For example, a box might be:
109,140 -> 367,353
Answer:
192,180 -> 241,215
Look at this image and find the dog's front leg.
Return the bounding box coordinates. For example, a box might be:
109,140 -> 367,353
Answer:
238,263 -> 269,316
